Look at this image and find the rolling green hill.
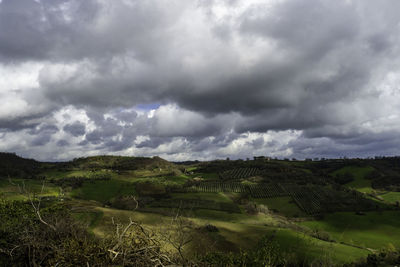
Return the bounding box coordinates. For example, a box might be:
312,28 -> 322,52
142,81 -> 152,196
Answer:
2,154 -> 400,266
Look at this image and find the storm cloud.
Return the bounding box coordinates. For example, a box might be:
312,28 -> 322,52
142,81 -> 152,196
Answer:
1,0 -> 400,161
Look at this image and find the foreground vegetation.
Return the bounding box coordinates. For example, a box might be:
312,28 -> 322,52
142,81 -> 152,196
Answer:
1,152 -> 400,266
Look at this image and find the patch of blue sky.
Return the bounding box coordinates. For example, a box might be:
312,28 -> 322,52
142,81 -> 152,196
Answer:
136,103 -> 161,111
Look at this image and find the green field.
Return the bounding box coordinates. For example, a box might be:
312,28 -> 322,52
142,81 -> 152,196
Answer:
70,179 -> 136,203
72,210 -> 104,230
300,211 -> 400,250
273,228 -> 368,264
90,206 -> 368,264
0,178 -> 59,200
253,197 -> 305,217
380,191 -> 400,204
3,154 -> 400,265
41,169 -> 116,179
170,192 -> 233,203
162,175 -> 189,184
191,211 -> 368,263
333,166 -> 374,193
188,172 -> 219,180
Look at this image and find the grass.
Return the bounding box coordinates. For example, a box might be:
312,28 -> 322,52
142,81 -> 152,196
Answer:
170,192 -> 233,203
188,172 -> 219,180
380,192 -> 400,204
191,211 -> 367,263
65,196 -> 369,265
186,166 -> 198,172
332,166 -> 374,193
0,168 -> 390,265
72,210 -> 103,229
90,205 -> 366,264
273,228 -> 368,264
300,211 -> 400,250
41,169 -> 117,180
70,179 -> 136,203
91,206 -> 170,237
253,197 -> 306,217
41,170 -> 91,179
162,175 -> 189,184
0,178 -> 59,200
115,173 -> 189,187
192,209 -> 280,225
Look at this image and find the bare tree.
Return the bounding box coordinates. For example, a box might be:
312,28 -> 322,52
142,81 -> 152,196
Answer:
107,196 -> 173,266
159,207 -> 195,264
9,177 -> 56,231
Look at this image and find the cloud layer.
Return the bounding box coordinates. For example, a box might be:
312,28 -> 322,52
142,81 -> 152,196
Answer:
1,0 -> 400,161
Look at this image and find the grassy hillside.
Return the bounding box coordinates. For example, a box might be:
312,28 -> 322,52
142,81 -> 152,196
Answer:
380,191 -> 400,203
2,154 -> 400,265
332,166 -> 375,193
300,211 -> 400,250
253,196 -> 305,217
70,179 -> 136,203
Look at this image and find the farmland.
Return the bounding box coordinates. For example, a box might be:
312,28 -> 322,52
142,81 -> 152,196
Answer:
1,153 -> 400,266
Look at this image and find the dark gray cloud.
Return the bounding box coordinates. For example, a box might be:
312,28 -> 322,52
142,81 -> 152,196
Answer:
63,121 -> 86,137
0,0 -> 100,62
28,124 -> 58,135
136,137 -> 173,149
1,0 -> 400,161
31,134 -> 52,146
57,139 -> 69,147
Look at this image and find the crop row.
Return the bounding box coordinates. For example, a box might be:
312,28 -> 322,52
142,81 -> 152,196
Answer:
183,182 -> 288,199
176,182 -> 376,215
247,183 -> 287,198
219,168 -> 261,180
281,184 -> 323,215
191,182 -> 245,193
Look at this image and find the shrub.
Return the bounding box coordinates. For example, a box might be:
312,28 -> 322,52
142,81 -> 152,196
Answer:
0,199 -> 175,266
204,224 -> 219,232
312,229 -> 333,242
198,234 -> 289,266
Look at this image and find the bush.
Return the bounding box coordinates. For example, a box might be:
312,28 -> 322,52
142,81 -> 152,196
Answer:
204,224 -> 219,232
243,202 -> 258,214
198,234 -> 295,266
312,229 -> 333,242
111,195 -> 139,210
0,199 -> 175,266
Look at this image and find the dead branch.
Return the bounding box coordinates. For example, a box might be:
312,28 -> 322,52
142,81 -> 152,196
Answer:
9,178 -> 56,231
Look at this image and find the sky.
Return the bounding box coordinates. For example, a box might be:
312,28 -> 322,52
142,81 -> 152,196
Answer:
1,0 -> 400,161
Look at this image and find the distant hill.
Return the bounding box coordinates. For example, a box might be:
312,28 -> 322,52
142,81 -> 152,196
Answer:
0,153 -> 179,178
57,155 -> 176,171
0,152 -> 40,179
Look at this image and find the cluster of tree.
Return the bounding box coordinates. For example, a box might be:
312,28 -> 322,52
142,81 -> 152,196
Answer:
50,173 -> 112,189
371,175 -> 400,191
332,172 -> 355,185
67,155 -> 174,171
0,152 -> 40,179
